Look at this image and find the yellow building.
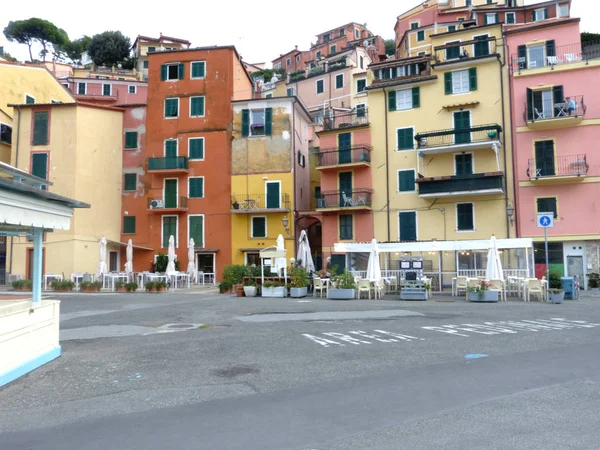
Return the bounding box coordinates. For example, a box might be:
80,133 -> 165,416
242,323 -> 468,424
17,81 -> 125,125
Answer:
230,97 -> 313,265
0,61 -> 74,163
132,34 -> 191,80
368,23 -> 514,263
6,102 -> 124,279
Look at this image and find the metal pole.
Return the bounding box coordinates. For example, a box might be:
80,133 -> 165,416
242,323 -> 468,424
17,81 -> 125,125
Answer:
32,228 -> 43,305
544,227 -> 550,283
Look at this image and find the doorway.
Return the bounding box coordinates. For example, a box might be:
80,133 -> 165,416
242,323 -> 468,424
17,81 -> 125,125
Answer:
453,110 -> 471,144
109,251 -> 119,272
567,256 -> 584,287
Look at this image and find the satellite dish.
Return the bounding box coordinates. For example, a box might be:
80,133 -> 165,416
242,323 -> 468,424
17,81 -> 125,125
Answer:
363,40 -> 369,47
117,63 -> 122,69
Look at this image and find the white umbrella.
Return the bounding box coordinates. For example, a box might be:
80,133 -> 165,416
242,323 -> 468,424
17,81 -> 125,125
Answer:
274,234 -> 287,276
165,235 -> 177,276
124,239 -> 133,273
366,238 -> 382,282
297,230 -> 315,273
187,238 -> 196,283
485,235 -> 504,281
96,236 -> 108,278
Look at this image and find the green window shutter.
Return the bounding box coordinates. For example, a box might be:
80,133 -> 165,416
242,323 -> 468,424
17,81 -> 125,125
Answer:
397,128 -> 414,151
162,217 -> 177,248
252,217 -> 266,237
160,64 -> 167,81
336,74 -> 343,89
189,138 -> 204,159
399,212 -> 417,241
125,131 -> 138,149
468,67 -> 477,91
33,112 -> 49,145
78,83 -> 86,94
444,72 -> 452,95
448,25 -> 456,32
189,216 -> 204,247
123,216 -> 136,234
506,13 -> 514,24
165,98 -> 178,117
495,13 -> 499,23
165,140 -> 177,157
31,153 -> 48,180
25,95 -> 35,104
552,85 -> 564,104
339,215 -> 353,240
417,31 -> 424,41
526,87 -> 534,121
124,173 -> 137,191
192,62 -> 205,78
178,63 -> 184,79
264,107 -> 273,136
546,40 -> 556,57
457,203 -> 474,230
388,90 -> 396,111
544,8 -> 548,19
241,109 -> 250,137
411,87 -> 420,108
189,178 -> 204,198
531,11 -> 536,22
518,45 -> 527,64
143,60 -> 149,69
398,170 -> 415,192
191,97 -> 205,116
484,15 -> 489,25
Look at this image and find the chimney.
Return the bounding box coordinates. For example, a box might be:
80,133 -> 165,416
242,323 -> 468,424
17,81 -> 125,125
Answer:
295,45 -> 298,50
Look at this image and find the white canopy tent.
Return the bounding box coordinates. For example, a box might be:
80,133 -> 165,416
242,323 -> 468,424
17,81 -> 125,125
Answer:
259,246 -> 287,286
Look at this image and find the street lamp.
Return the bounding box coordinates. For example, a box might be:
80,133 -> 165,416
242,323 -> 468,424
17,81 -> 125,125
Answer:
282,215 -> 289,234
506,204 -> 515,226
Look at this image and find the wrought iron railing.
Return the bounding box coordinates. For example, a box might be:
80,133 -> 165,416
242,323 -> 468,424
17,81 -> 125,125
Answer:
415,124 -> 502,149
316,188 -> 373,209
524,95 -> 585,122
511,40 -> 600,72
328,60 -> 347,72
148,156 -> 188,171
289,70 -> 305,82
317,144 -> 372,167
323,110 -> 369,131
433,37 -> 497,64
230,193 -> 291,211
527,154 -> 588,179
148,196 -> 188,210
416,173 -> 503,195
306,67 -> 325,79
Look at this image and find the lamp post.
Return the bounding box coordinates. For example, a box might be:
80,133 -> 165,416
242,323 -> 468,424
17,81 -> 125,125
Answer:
282,215 -> 290,234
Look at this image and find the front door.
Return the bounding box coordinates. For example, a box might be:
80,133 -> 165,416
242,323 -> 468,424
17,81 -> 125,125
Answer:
338,132 -> 351,164
567,256 -> 584,287
330,254 -> 346,274
535,141 -> 555,176
164,179 -> 178,208
109,251 -> 119,272
453,111 -> 471,144
339,172 -> 352,207
455,153 -> 473,176
266,182 -> 280,209
474,35 -> 489,57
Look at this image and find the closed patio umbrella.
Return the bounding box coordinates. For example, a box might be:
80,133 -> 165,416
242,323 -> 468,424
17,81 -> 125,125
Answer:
187,238 -> 196,283
274,234 -> 287,276
166,235 -> 177,277
297,230 -> 315,273
366,238 -> 382,282
96,236 -> 107,279
124,239 -> 133,274
485,235 -> 504,281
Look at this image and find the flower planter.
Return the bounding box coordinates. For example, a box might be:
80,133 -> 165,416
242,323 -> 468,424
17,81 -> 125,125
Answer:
157,287 -> 167,293
549,290 -> 565,304
53,288 -> 73,293
290,287 -> 308,298
262,286 -> 286,298
328,288 -> 355,300
467,291 -> 499,302
116,287 -> 127,293
487,131 -> 498,139
243,286 -> 257,297
17,287 -> 32,292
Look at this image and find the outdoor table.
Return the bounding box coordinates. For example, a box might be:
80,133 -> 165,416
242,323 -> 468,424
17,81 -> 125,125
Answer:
104,273 -> 129,291
44,274 -> 63,291
171,273 -> 190,290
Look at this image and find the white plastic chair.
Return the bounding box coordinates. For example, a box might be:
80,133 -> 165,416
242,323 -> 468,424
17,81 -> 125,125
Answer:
526,278 -> 545,302
357,279 -> 371,299
565,53 -> 581,63
341,191 -> 355,207
454,276 -> 468,296
489,279 -> 506,302
313,277 -> 327,298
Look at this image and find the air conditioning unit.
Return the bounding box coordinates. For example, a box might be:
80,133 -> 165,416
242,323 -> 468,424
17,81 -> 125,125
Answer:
150,199 -> 164,209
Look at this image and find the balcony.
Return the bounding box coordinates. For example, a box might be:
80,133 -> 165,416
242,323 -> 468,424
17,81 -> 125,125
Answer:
147,196 -> 188,213
511,40 -> 600,73
524,95 -> 586,130
321,110 -> 369,132
147,156 -> 189,173
415,124 -> 502,155
316,189 -> 373,211
370,59 -> 435,89
433,38 -> 498,66
416,172 -> 504,198
527,154 -> 588,183
230,193 -> 291,213
316,144 -> 372,170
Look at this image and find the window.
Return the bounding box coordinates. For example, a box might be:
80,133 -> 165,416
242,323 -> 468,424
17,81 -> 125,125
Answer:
388,87 -> 420,111
62,83 -> 69,90
123,216 -> 136,234
323,33 -> 330,41
534,140 -> 556,176
360,56 -> 364,69
527,44 -> 545,68
335,73 -> 343,89
455,153 -> 473,176
190,96 -> 205,117
102,84 -> 111,96
446,40 -> 461,60
125,131 -> 138,149
398,170 -> 416,192
286,87 -> 294,97
124,173 -> 137,191
505,12 -> 516,24
399,212 -> 417,241
396,127 -> 414,151
242,108 -> 272,137
316,51 -> 322,60
356,78 -> 367,93
143,60 -> 149,69
265,94 -> 272,98
339,215 -> 353,240
31,153 -> 48,181
485,13 -> 497,24
417,30 -> 425,42
410,23 -> 419,30
558,3 -> 569,17
164,98 -> 179,118
286,58 -> 291,67
418,51 -> 426,56
356,104 -> 366,118
330,45 -> 336,54
251,216 -> 267,238
339,29 -> 345,36
298,152 -> 306,167
448,25 -> 456,32
466,0 -> 471,5
164,139 -> 178,157
32,112 -> 49,145
533,8 -> 548,22
162,216 -> 177,248
457,203 -> 474,231
0,123 -> 12,145
296,55 -> 301,62
128,85 -> 136,94
189,137 -> 204,160
445,68 -> 477,94
188,215 -> 204,247
473,34 -> 490,57
160,63 -> 184,81
487,0 -> 492,3
316,79 -> 324,94
148,46 -> 156,53
25,95 -> 35,104
537,197 -> 558,219
188,177 -> 204,198
355,29 -> 360,39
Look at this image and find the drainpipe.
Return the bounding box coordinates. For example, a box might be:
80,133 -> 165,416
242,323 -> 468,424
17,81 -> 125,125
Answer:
292,99 -> 298,258
497,41 -> 511,239
383,90 -> 391,243
504,40 -> 520,239
9,107 -> 22,276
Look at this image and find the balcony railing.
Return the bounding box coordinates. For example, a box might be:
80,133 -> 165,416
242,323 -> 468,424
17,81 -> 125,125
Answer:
322,110 -> 369,131
511,40 -> 600,72
433,38 -> 497,64
148,156 -> 188,171
148,196 -> 188,211
317,144 -> 372,168
415,124 -> 502,149
527,154 -> 588,179
416,173 -> 504,196
524,95 -> 586,123
230,193 -> 291,212
316,189 -> 373,209
328,60 -> 347,72
289,70 -> 305,82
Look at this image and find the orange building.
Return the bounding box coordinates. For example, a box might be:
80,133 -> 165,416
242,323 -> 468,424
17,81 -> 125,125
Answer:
121,46 -> 253,280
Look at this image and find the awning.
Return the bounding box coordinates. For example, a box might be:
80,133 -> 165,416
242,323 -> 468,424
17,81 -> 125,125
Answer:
239,248 -> 263,252
107,240 -> 153,251
334,238 -> 533,253
195,248 -> 219,254
442,101 -> 480,110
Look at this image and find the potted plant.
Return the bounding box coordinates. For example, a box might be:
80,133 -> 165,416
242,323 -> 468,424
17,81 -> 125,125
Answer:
232,201 -> 240,210
115,281 -> 127,293
587,272 -> 600,292
156,281 -> 168,293
51,280 -> 75,292
549,271 -> 565,303
327,270 -> 356,300
467,280 -> 498,302
219,281 -> 233,294
262,281 -> 286,298
235,283 -> 245,297
145,281 -> 156,293
125,282 -> 139,293
11,279 -> 32,292
289,267 -> 309,298
243,279 -> 258,297
487,130 -> 498,139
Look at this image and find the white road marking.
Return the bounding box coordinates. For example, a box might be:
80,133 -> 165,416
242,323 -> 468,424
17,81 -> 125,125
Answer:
303,329 -> 424,347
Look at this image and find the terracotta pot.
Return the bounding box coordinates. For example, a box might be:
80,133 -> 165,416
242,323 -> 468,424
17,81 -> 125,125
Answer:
18,287 -> 32,292
157,287 -> 167,293
236,288 -> 244,297
117,287 -> 127,293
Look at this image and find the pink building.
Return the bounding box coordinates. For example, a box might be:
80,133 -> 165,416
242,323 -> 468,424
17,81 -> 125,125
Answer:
507,17 -> 600,287
64,78 -> 148,105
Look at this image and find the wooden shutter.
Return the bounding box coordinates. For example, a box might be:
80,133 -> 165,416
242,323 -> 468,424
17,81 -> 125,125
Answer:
266,182 -> 280,208
484,15 -> 489,25
388,91 -> 396,111
339,215 -> 353,240
192,97 -> 204,116
165,140 -> 177,157
495,13 -> 499,23
457,203 -> 474,230
444,72 -> 452,95
264,107 -> 273,136
33,112 -> 48,145
160,64 -> 167,81
526,87 -> 534,121
517,45 -> 527,68
178,63 -> 184,79
544,8 -> 549,19
531,11 -> 536,22
124,173 -> 137,191
546,40 -> 556,57
189,178 -> 204,198
552,85 -> 564,103
535,140 -> 555,176
397,128 -> 414,150
189,216 -> 204,247
398,170 -> 415,192
469,67 -> 477,91
241,109 -> 250,136
190,138 -> 204,159
125,132 -> 137,149
123,216 -> 136,234
399,212 -> 417,241
162,217 -> 177,247
31,153 -> 48,180
412,87 -> 420,108
252,217 -> 266,237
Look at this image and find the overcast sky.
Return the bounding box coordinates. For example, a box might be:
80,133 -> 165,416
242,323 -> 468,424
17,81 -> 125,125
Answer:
1,0 -> 597,65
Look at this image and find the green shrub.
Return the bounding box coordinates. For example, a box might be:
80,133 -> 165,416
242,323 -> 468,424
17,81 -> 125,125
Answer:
290,267 -> 310,288
125,282 -> 138,292
51,280 -> 75,290
115,280 -> 127,289
219,281 -> 233,293
331,270 -> 356,289
12,279 -> 32,290
152,252 -> 180,273
263,281 -> 284,288
145,281 -> 155,291
243,278 -> 258,287
549,271 -> 562,290
222,265 -> 249,285
156,281 -> 168,290
588,272 -> 600,288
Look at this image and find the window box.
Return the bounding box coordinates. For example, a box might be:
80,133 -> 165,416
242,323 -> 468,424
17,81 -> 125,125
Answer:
262,286 -> 286,298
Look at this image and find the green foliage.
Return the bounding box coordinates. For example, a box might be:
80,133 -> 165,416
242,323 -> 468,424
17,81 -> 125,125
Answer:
549,271 -> 562,289
0,51 -> 18,62
156,281 -> 168,289
219,281 -> 233,293
247,265 -> 262,277
51,280 -> 75,290
3,18 -> 69,62
144,281 -> 155,291
80,280 -> 102,290
251,67 -> 286,82
222,265 -> 249,285
263,281 -> 284,288
115,280 -> 127,288
243,278 -> 258,287
588,272 -> 600,288
12,279 -> 32,290
152,252 -> 180,273
384,39 -> 396,56
331,270 -> 355,289
581,32 -> 600,44
55,35 -> 92,64
468,280 -> 490,293
125,282 -> 138,292
88,30 -> 131,66
290,267 -> 310,288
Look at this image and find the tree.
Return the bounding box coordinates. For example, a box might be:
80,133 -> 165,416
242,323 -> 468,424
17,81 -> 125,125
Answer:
88,31 -> 131,66
55,35 -> 92,64
581,32 -> 600,44
384,39 -> 396,57
0,50 -> 18,62
3,18 -> 69,62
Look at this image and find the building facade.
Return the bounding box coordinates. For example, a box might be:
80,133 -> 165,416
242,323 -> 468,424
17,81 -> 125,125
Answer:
132,34 -> 191,81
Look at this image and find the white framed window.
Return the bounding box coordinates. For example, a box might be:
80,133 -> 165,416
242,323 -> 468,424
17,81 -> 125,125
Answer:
330,45 -> 336,54
0,122 -> 12,145
102,84 -> 112,96
452,69 -> 470,94
397,169 -> 416,193
286,87 -> 295,97
533,8 -> 546,22
505,12 -> 516,24
316,51 -> 322,60
356,103 -> 366,118
128,85 -> 136,94
356,78 -> 367,93
298,152 -> 306,167
164,138 -> 178,156
286,58 -> 291,67
250,109 -> 266,136
316,78 -> 325,94
191,61 -> 206,79
395,89 -> 413,110
296,55 -> 300,62
165,63 -> 180,80
486,13 -> 497,24
189,95 -> 205,117
251,216 -> 267,238
188,137 -> 205,160
164,97 -> 179,118
335,73 -> 344,89
188,176 -> 205,198
558,3 -> 569,17
355,29 -> 359,39
528,44 -> 545,69
265,94 -> 273,98
188,214 -> 205,248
